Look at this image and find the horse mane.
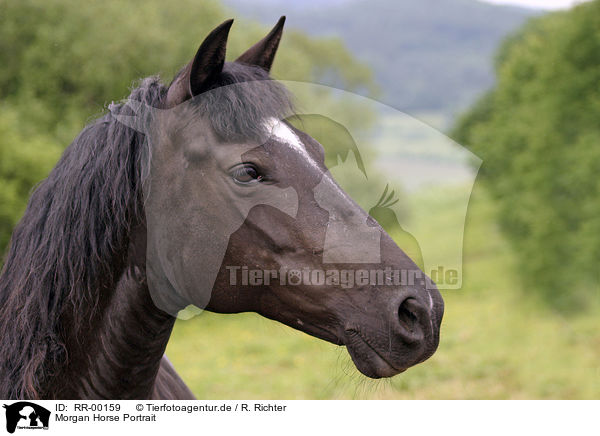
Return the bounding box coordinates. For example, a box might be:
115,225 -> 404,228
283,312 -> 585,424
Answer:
0,64 -> 293,399
0,77 -> 163,399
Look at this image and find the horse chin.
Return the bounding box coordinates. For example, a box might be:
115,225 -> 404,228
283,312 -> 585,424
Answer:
344,330 -> 407,379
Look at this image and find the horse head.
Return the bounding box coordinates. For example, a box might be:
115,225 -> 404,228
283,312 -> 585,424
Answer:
142,18 -> 444,378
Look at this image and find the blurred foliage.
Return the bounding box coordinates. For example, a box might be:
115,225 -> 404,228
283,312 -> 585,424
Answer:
0,0 -> 376,256
0,0 -> 376,141
452,1 -> 600,310
0,106 -> 62,250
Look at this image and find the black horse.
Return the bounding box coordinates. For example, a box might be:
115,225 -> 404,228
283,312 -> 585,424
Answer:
0,17 -> 443,399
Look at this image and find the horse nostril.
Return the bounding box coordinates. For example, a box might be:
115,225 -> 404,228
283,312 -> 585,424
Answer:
397,297 -> 420,334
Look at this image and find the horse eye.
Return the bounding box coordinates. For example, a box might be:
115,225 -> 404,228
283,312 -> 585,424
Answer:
231,165 -> 263,185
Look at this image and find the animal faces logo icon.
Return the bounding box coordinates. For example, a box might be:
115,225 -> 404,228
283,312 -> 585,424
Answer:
3,402 -> 50,433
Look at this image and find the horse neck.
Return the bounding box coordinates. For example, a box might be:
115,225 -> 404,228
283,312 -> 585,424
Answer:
55,225 -> 176,399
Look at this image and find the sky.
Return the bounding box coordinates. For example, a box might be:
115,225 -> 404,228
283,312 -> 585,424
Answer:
482,0 -> 590,9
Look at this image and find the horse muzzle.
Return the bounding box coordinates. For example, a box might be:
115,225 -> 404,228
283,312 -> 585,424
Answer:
343,287 -> 444,378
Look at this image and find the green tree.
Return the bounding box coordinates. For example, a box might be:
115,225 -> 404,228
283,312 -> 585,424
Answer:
0,0 -> 375,142
0,107 -> 62,250
453,1 -> 600,309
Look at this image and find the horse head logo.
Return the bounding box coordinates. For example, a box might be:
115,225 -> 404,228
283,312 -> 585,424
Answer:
3,402 -> 50,433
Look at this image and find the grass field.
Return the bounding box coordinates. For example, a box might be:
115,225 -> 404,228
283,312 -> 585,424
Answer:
166,183 -> 600,399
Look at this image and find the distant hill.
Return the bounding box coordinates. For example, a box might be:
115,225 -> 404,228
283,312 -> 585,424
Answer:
225,0 -> 539,124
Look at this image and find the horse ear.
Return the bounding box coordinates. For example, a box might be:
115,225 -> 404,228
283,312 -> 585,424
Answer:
235,16 -> 285,72
166,19 -> 234,107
